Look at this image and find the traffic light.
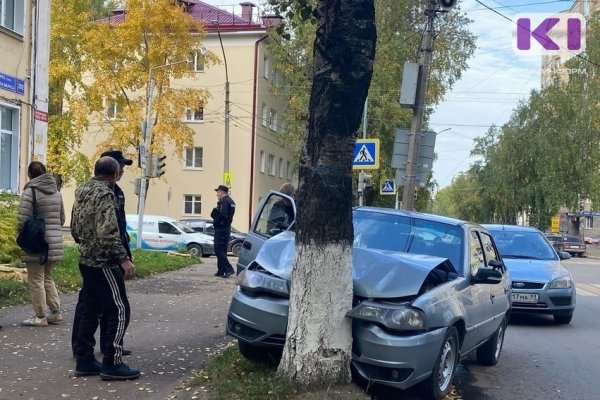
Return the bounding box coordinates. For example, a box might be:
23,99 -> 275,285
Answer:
150,153 -> 166,177
413,186 -> 418,201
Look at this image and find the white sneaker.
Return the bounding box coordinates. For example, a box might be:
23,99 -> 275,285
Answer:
21,316 -> 48,327
47,312 -> 63,324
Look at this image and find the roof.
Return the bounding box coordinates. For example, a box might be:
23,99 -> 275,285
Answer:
98,0 -> 266,33
355,206 -> 469,227
482,224 -> 541,233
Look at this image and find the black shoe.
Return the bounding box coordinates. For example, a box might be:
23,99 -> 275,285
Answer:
75,359 -> 102,377
222,272 -> 234,278
214,272 -> 224,277
122,349 -> 132,356
100,363 -> 141,381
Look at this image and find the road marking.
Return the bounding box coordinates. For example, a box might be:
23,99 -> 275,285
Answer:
577,283 -> 600,296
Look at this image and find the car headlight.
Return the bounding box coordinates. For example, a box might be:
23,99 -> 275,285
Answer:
347,301 -> 426,331
237,270 -> 289,297
549,275 -> 572,289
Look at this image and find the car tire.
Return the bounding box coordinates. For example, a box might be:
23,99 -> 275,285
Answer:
186,243 -> 203,257
421,326 -> 459,400
238,340 -> 282,366
231,242 -> 243,257
554,313 -> 573,324
476,316 -> 506,366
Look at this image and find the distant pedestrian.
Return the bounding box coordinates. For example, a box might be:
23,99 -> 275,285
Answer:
72,150 -> 133,357
211,185 -> 236,277
71,156 -> 139,380
267,183 -> 296,233
17,161 -> 65,327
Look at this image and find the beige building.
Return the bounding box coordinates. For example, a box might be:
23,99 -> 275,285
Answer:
1,0 -> 50,193
62,2 -> 294,232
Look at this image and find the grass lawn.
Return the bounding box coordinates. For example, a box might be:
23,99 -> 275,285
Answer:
0,245 -> 200,307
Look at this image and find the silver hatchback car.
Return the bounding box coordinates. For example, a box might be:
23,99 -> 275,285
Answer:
228,193 -> 511,399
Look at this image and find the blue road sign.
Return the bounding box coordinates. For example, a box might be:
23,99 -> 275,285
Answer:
353,138 -> 380,170
381,179 -> 396,195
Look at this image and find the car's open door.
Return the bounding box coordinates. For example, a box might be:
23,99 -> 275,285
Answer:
236,190 -> 296,274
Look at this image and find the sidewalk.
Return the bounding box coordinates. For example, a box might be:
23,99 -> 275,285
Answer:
0,256 -> 238,400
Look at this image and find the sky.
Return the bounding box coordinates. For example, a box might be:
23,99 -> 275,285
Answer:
429,0 -> 578,188
204,0 -> 578,188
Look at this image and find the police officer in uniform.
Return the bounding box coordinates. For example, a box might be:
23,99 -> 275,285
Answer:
211,185 -> 236,277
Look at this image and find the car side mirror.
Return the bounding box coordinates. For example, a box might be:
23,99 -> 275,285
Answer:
558,251 -> 571,260
473,267 -> 503,284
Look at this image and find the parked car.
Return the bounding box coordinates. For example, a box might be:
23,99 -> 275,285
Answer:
485,225 -> 575,324
179,218 -> 246,257
227,191 -> 511,400
544,234 -> 586,256
584,236 -> 600,245
125,215 -> 214,257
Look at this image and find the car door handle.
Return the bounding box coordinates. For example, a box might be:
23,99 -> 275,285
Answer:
243,241 -> 252,250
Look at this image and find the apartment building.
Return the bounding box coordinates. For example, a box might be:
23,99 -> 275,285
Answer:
61,1 -> 293,231
0,0 -> 50,193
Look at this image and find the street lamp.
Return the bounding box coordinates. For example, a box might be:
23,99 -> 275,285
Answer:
137,59 -> 189,249
211,20 -> 230,186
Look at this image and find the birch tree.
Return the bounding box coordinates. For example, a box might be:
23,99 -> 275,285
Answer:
276,0 -> 376,388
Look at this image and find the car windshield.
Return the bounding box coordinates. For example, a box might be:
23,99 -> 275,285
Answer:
173,221 -> 195,234
489,230 -> 557,260
352,210 -> 464,269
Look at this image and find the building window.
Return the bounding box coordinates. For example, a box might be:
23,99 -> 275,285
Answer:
269,109 -> 278,131
278,158 -> 283,178
261,102 -> 268,127
268,154 -> 275,176
185,108 -> 204,122
105,100 -> 122,120
585,216 -> 593,229
271,68 -> 278,85
184,195 -> 202,214
286,160 -> 291,179
0,0 -> 24,35
189,51 -> 205,72
184,147 -> 203,168
259,151 -> 266,173
263,55 -> 269,79
0,105 -> 17,191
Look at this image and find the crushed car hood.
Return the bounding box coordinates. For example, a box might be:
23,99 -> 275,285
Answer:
254,231 -> 455,298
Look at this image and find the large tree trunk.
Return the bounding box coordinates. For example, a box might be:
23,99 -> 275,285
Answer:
277,0 -> 376,389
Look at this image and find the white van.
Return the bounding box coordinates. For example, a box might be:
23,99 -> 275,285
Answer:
125,214 -> 214,257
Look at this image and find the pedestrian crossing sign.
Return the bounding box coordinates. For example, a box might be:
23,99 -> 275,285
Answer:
353,138 -> 380,170
380,179 -> 396,195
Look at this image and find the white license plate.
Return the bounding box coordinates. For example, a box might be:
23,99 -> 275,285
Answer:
512,293 -> 538,303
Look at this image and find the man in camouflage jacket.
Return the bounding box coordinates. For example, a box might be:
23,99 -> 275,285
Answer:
70,156 -> 140,381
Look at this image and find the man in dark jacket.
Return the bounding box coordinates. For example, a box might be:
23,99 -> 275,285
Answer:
72,150 -> 134,357
211,185 -> 236,277
71,156 -> 139,381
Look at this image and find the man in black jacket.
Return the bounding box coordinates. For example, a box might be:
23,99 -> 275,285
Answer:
211,185 -> 236,277
72,150 -> 133,357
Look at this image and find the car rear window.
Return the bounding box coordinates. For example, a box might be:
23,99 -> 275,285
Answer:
563,236 -> 582,243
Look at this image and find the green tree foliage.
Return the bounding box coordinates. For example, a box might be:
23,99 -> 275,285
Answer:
0,193 -> 20,264
266,0 -> 476,208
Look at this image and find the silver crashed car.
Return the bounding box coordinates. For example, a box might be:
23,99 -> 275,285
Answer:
228,193 -> 511,400
484,224 -> 576,324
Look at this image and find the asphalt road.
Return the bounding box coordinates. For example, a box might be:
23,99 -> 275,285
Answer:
0,256 -> 237,400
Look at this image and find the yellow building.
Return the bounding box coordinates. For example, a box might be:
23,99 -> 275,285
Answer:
1,0 -> 50,193
62,2 -> 294,232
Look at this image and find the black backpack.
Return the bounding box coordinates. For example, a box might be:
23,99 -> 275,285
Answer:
17,187 -> 49,265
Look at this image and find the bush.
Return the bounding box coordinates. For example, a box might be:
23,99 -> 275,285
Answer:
0,192 -> 21,265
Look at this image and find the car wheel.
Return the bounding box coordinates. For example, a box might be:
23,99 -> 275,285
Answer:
238,340 -> 282,366
421,326 -> 459,400
231,242 -> 243,257
476,316 -> 506,366
554,313 -> 573,324
187,243 -> 203,257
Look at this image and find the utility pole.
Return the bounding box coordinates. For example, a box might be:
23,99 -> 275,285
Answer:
401,0 -> 437,211
137,60 -> 189,249
212,20 -> 230,185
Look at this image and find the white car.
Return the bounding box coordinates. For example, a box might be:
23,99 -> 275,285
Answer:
125,214 -> 214,257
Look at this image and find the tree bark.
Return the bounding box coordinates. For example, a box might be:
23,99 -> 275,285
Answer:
277,0 -> 376,389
